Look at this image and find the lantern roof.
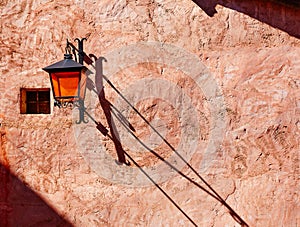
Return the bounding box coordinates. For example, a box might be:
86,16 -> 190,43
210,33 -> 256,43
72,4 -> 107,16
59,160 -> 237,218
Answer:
43,54 -> 86,72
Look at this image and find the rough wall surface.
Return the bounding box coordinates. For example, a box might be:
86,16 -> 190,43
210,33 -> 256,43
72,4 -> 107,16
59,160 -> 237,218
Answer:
0,0 -> 299,226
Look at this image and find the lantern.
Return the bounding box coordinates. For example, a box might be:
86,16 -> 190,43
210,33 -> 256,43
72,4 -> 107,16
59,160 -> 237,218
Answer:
43,53 -> 87,103
42,38 -> 89,123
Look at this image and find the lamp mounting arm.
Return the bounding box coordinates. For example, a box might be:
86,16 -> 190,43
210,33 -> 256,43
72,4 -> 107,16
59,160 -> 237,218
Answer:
75,38 -> 87,65
65,38 -> 95,65
65,38 -> 87,65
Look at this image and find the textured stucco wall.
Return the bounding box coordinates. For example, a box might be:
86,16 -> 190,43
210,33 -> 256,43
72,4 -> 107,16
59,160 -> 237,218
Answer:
0,0 -> 299,226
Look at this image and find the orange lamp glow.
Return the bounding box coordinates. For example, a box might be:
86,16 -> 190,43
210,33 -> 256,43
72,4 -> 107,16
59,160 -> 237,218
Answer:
43,54 -> 87,103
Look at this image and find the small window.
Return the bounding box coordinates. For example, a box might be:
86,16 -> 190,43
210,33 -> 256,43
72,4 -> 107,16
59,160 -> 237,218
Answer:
20,88 -> 51,114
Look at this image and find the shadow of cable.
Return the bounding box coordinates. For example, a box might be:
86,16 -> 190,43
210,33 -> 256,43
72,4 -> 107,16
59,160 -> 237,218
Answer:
82,109 -> 197,226
85,110 -> 197,226
123,151 -> 199,226
111,104 -> 249,227
83,54 -> 248,226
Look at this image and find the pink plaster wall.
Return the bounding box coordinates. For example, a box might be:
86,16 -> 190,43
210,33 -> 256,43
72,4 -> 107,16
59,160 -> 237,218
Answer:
0,0 -> 299,226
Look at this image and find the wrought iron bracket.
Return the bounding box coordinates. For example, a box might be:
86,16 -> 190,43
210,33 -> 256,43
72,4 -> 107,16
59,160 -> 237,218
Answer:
66,38 -> 87,65
54,99 -> 88,124
75,100 -> 88,124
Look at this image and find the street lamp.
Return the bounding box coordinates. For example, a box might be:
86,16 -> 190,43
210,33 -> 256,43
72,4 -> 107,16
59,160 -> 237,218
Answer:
43,38 -> 89,123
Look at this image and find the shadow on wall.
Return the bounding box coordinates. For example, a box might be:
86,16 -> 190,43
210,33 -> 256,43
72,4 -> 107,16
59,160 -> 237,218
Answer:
192,0 -> 300,38
82,54 -> 249,226
0,164 -> 72,227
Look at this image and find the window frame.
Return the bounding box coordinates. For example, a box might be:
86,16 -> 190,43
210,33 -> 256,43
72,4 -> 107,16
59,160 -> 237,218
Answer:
20,88 -> 51,114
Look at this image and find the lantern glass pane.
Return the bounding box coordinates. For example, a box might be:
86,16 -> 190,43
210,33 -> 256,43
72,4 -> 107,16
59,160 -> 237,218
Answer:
51,71 -> 80,99
27,91 -> 37,102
